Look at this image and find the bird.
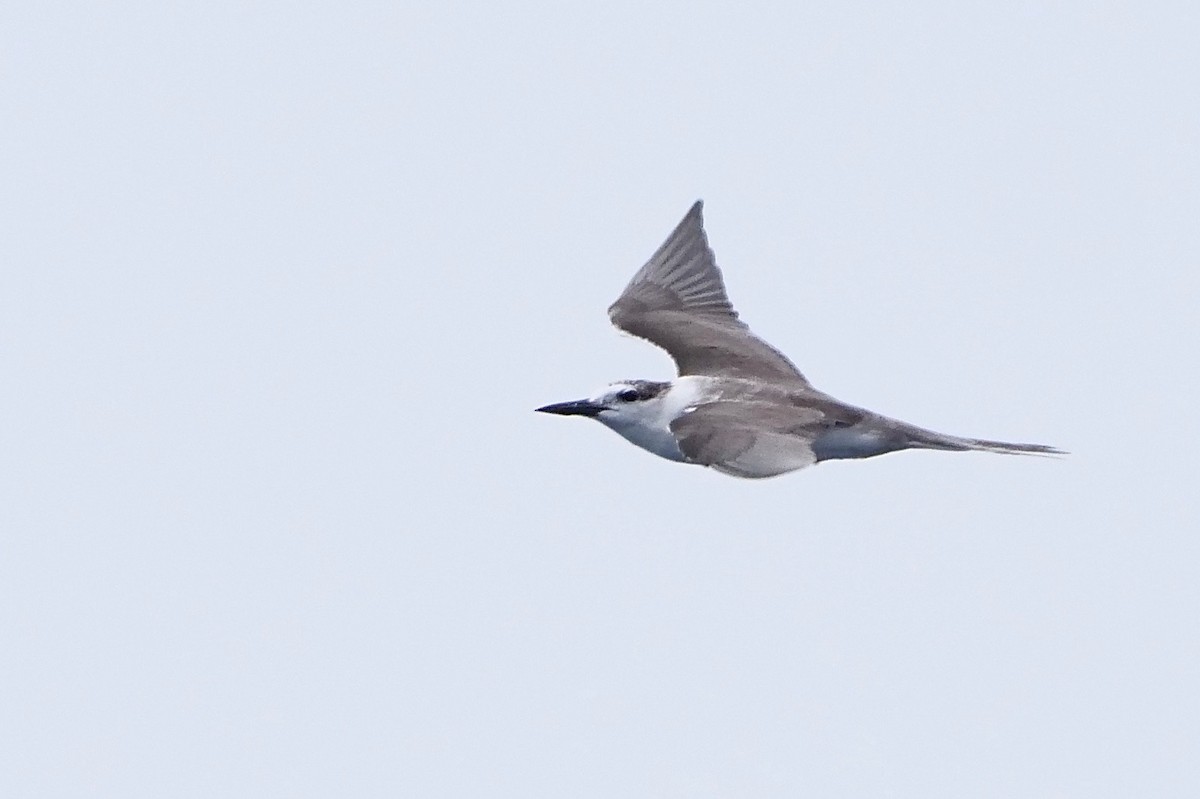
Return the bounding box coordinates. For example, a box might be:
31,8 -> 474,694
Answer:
536,201 -> 1063,479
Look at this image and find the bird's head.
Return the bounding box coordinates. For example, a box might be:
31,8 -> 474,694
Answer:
535,380 -> 671,426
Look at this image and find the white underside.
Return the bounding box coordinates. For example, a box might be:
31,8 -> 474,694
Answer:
600,415 -> 689,461
595,376 -> 713,463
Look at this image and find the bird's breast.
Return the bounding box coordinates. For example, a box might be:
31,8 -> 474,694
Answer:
598,415 -> 689,462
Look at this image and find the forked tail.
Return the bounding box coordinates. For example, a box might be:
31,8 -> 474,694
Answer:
905,428 -> 1066,457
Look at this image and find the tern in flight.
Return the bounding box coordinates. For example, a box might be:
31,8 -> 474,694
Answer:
537,201 -> 1062,478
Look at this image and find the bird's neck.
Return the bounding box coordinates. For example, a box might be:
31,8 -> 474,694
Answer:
596,377 -> 717,462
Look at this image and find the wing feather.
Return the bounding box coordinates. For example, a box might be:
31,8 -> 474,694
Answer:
670,401 -> 825,478
608,202 -> 810,386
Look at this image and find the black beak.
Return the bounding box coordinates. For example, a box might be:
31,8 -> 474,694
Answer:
535,399 -> 606,418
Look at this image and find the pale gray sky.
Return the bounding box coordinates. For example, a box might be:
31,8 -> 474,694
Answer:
3,2 -> 1197,797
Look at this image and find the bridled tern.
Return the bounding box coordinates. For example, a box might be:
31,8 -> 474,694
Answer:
537,201 -> 1063,479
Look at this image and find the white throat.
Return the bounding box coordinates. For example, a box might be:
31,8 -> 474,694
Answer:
595,377 -> 713,462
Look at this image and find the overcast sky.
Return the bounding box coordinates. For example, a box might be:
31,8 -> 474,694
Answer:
3,2 -> 1198,797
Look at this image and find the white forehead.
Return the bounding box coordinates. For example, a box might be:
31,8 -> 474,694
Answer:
588,381 -> 635,402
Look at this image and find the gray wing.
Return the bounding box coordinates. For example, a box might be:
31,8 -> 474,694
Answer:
608,201 -> 810,386
669,401 -> 826,479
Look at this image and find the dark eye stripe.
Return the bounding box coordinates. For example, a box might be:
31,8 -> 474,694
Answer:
618,389 -> 639,402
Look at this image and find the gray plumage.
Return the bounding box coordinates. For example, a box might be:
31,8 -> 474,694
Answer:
538,201 -> 1063,478
609,202 -> 810,386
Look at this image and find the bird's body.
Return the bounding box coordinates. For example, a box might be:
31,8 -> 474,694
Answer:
537,201 -> 1062,479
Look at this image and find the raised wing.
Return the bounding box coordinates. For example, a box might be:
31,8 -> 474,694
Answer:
669,401 -> 825,478
608,201 -> 810,386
